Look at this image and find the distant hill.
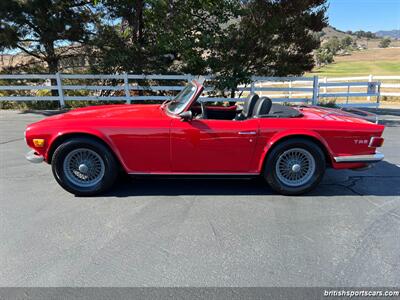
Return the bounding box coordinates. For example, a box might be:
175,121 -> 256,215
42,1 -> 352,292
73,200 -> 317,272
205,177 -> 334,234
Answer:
319,26 -> 400,48
322,26 -> 400,40
321,26 -> 350,39
375,30 -> 400,39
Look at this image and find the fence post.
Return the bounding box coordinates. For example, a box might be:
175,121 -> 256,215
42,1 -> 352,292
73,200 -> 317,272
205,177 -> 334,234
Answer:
323,77 -> 327,94
312,76 -> 319,105
288,81 -> 292,99
376,82 -> 381,109
55,72 -> 65,108
250,76 -> 255,94
368,74 -> 373,101
123,72 -> 130,104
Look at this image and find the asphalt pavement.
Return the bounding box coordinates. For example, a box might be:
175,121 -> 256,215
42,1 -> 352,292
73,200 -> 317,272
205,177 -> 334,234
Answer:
0,109 -> 399,287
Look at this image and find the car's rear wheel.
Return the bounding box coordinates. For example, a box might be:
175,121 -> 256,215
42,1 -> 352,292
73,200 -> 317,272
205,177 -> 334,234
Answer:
52,137 -> 117,196
264,138 -> 326,195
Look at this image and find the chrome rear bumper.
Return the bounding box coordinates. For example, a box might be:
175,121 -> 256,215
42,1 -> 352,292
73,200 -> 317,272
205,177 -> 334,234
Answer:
334,152 -> 384,163
26,150 -> 44,163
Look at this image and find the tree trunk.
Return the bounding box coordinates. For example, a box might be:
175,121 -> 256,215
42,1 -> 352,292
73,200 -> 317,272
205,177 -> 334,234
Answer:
125,0 -> 144,44
167,0 -> 174,28
47,59 -> 59,97
44,40 -> 59,97
229,88 -> 236,106
135,0 -> 144,44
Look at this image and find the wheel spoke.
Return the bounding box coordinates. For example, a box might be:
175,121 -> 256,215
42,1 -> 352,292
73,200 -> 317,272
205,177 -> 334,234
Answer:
275,148 -> 316,187
63,148 -> 105,188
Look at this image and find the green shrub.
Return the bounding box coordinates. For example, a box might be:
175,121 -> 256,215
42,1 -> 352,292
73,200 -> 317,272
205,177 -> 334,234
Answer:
317,99 -> 338,108
0,100 -> 60,110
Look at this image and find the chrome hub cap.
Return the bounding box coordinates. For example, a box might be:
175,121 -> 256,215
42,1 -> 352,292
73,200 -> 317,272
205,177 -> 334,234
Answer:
63,148 -> 105,188
276,148 -> 315,187
78,164 -> 89,174
292,164 -> 301,172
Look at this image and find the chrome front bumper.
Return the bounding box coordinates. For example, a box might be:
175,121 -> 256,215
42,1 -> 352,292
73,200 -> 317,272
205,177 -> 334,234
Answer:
334,152 -> 384,163
26,150 -> 44,163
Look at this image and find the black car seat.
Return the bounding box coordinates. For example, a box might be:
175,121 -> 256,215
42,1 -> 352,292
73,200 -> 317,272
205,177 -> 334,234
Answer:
235,93 -> 259,120
252,97 -> 272,117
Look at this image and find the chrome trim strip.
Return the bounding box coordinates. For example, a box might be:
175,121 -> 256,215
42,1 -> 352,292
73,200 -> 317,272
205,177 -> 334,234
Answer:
238,131 -> 257,135
334,152 -> 384,163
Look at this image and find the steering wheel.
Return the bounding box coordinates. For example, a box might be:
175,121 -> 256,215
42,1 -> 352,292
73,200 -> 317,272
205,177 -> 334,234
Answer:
200,101 -> 208,119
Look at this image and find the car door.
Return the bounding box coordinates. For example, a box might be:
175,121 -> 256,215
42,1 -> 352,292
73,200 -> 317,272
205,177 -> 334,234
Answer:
170,118 -> 259,173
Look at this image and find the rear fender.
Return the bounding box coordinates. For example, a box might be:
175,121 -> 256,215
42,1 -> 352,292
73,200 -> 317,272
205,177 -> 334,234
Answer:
257,130 -> 334,172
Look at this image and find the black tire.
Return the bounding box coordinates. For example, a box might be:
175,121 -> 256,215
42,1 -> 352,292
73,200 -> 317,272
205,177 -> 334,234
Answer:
264,138 -> 326,195
51,137 -> 118,196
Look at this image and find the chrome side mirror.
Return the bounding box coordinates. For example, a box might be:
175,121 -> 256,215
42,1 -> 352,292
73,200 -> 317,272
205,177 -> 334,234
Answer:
179,110 -> 193,121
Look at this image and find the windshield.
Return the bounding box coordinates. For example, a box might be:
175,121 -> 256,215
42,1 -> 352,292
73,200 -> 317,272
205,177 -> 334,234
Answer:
167,82 -> 198,115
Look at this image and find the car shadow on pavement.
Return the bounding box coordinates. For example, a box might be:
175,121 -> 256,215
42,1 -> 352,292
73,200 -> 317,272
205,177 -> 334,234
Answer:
105,177 -> 275,197
101,161 -> 400,198
359,107 -> 400,127
364,107 -> 400,117
379,119 -> 400,127
18,109 -> 68,116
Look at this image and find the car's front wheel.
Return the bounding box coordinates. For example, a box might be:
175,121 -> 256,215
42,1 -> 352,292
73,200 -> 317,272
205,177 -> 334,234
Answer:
264,138 -> 326,195
52,137 -> 118,196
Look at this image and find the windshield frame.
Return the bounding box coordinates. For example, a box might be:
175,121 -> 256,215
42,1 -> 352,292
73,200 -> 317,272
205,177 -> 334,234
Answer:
166,80 -> 203,115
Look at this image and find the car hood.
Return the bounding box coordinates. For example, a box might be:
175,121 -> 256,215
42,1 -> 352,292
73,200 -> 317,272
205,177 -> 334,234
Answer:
41,104 -> 164,122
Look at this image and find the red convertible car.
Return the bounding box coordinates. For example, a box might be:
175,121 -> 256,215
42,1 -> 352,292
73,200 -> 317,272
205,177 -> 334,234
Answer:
25,80 -> 385,196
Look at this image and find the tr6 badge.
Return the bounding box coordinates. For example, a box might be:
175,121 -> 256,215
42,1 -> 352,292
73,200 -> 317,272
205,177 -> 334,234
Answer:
354,139 -> 369,144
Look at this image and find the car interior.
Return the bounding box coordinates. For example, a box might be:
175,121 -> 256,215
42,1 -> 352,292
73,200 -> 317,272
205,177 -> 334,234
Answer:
190,93 -> 302,121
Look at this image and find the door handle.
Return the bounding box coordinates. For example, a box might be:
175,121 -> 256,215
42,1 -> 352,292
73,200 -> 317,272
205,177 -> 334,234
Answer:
238,131 -> 257,135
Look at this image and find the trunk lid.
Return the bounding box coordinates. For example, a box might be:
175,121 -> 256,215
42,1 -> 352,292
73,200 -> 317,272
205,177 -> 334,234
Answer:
298,106 -> 378,124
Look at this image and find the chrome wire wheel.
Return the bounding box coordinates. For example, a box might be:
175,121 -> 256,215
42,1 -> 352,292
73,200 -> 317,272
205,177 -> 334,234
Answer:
63,148 -> 105,188
275,148 -> 316,187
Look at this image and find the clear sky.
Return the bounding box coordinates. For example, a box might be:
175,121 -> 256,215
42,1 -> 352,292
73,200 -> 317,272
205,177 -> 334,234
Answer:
328,0 -> 400,32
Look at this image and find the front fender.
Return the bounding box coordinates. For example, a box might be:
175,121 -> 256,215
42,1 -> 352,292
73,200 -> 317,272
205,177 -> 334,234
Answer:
45,128 -> 128,171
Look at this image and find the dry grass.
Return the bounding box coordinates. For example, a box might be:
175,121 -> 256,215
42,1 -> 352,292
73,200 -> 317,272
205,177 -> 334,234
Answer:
334,47 -> 400,62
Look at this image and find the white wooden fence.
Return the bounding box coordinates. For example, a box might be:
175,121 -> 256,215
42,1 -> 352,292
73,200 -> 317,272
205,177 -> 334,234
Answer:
319,75 -> 400,98
0,73 -> 385,108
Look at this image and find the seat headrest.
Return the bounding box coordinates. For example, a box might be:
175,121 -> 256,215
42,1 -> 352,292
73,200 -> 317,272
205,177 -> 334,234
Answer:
242,93 -> 259,118
253,97 -> 272,117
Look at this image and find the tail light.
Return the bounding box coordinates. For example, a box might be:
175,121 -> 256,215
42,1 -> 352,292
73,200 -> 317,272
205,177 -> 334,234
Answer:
369,137 -> 384,148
